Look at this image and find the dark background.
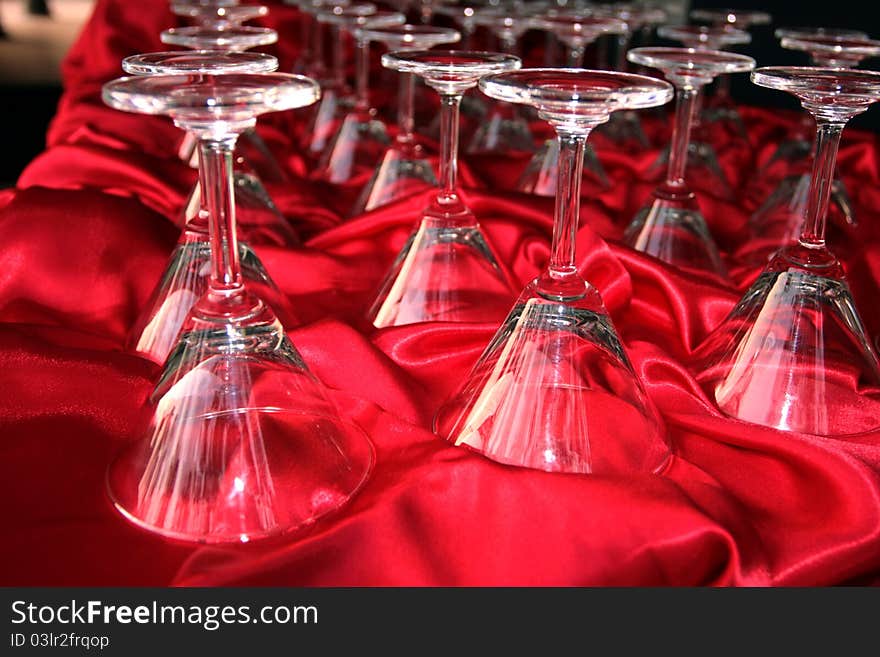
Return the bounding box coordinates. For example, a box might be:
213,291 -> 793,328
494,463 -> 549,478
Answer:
0,0 -> 879,187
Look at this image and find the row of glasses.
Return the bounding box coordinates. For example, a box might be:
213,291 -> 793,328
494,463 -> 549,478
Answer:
689,8 -> 772,136
746,31 -> 880,261
314,5 -> 406,183
593,2 -> 668,150
103,55 -> 375,543
352,23 -> 461,214
164,4 -> 299,247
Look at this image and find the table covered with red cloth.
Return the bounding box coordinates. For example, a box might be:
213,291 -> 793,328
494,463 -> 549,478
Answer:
3,0 -> 880,586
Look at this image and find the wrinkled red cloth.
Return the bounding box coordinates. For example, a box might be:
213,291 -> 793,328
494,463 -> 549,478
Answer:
3,0 -> 880,586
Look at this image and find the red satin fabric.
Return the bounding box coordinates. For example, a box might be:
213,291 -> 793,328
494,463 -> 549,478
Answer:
3,0 -> 880,586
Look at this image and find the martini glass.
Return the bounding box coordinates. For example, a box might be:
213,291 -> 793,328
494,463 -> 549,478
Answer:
367,50 -> 521,328
161,24 -> 300,247
691,67 -> 880,437
435,68 -> 674,475
103,71 -> 373,543
466,6 -> 537,155
592,2 -> 667,149
517,13 -> 628,197
623,48 -> 755,276
654,24 -> 751,200
351,24 -> 461,215
304,2 -> 377,157
689,8 -> 772,135
122,51 -> 295,366
314,8 -> 406,184
745,34 -> 880,260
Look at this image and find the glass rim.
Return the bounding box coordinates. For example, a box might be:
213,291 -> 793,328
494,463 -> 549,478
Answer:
121,51 -> 279,75
478,67 -> 674,111
627,46 -> 756,74
102,72 -> 321,117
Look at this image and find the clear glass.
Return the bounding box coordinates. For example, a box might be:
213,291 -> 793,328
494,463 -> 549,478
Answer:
624,47 -> 755,276
517,14 -> 628,197
351,24 -> 461,215
120,51 -> 295,366
693,67 -> 880,437
314,8 -> 406,183
102,72 -> 374,543
436,68 -> 674,475
367,50 -> 521,328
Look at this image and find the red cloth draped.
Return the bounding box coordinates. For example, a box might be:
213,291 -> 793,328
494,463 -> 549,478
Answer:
3,0 -> 880,586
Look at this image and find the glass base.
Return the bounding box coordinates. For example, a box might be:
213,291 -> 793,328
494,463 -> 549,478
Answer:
650,141 -> 734,201
692,244 -> 880,436
624,187 -> 726,276
434,273 -> 670,475
351,142 -> 437,215
110,302 -> 373,544
517,139 -> 610,197
183,172 -> 299,248
315,110 -> 391,184
128,232 -> 295,365
367,204 -> 516,328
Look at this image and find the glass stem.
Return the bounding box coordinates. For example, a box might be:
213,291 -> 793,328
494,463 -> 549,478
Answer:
666,85 -> 698,188
566,43 -> 585,68
715,73 -> 731,101
355,37 -> 370,111
199,136 -> 243,294
799,118 -> 844,249
437,93 -> 462,205
331,25 -> 345,88
300,10 -> 313,66
614,32 -> 631,72
396,71 -> 415,145
549,128 -> 589,277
